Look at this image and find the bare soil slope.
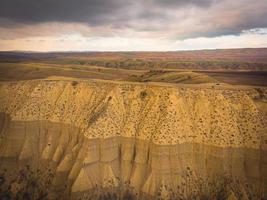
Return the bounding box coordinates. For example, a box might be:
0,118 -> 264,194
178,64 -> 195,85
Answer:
0,79 -> 266,199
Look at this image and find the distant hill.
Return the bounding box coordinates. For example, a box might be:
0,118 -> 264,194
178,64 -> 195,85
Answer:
1,48 -> 267,71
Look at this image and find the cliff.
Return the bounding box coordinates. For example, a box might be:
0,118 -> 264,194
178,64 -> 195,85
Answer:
0,79 -> 266,199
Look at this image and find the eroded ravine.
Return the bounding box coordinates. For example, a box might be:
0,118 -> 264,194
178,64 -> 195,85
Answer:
0,80 -> 266,199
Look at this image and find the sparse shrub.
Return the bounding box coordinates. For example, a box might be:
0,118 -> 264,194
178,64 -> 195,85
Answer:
0,166 -> 55,200
140,91 -> 147,100
71,81 -> 78,87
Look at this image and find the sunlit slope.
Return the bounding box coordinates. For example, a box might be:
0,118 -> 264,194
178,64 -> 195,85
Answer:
0,80 -> 266,147
0,79 -> 266,199
127,71 -> 218,84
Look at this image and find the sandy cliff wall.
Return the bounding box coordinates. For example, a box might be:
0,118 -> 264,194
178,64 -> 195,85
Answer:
0,80 -> 266,199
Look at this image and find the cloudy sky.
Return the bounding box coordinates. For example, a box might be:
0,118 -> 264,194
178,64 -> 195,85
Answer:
1,0 -> 267,51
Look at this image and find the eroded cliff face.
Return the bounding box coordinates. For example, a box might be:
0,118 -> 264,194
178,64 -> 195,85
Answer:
0,80 -> 266,199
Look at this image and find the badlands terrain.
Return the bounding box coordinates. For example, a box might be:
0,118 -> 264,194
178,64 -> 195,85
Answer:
0,48 -> 266,200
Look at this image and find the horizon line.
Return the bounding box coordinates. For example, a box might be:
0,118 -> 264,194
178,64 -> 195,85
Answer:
1,47 -> 267,54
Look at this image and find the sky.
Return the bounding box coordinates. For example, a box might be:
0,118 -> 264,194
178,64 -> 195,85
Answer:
0,0 -> 267,51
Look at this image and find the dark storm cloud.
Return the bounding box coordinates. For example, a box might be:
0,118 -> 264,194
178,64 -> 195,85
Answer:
0,0 -> 216,25
0,0 -> 267,39
153,0 -> 216,8
0,0 -> 130,25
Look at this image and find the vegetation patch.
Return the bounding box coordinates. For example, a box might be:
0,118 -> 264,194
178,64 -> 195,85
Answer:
140,91 -> 148,100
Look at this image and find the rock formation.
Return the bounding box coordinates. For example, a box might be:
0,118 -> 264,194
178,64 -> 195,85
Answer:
0,80 -> 266,199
